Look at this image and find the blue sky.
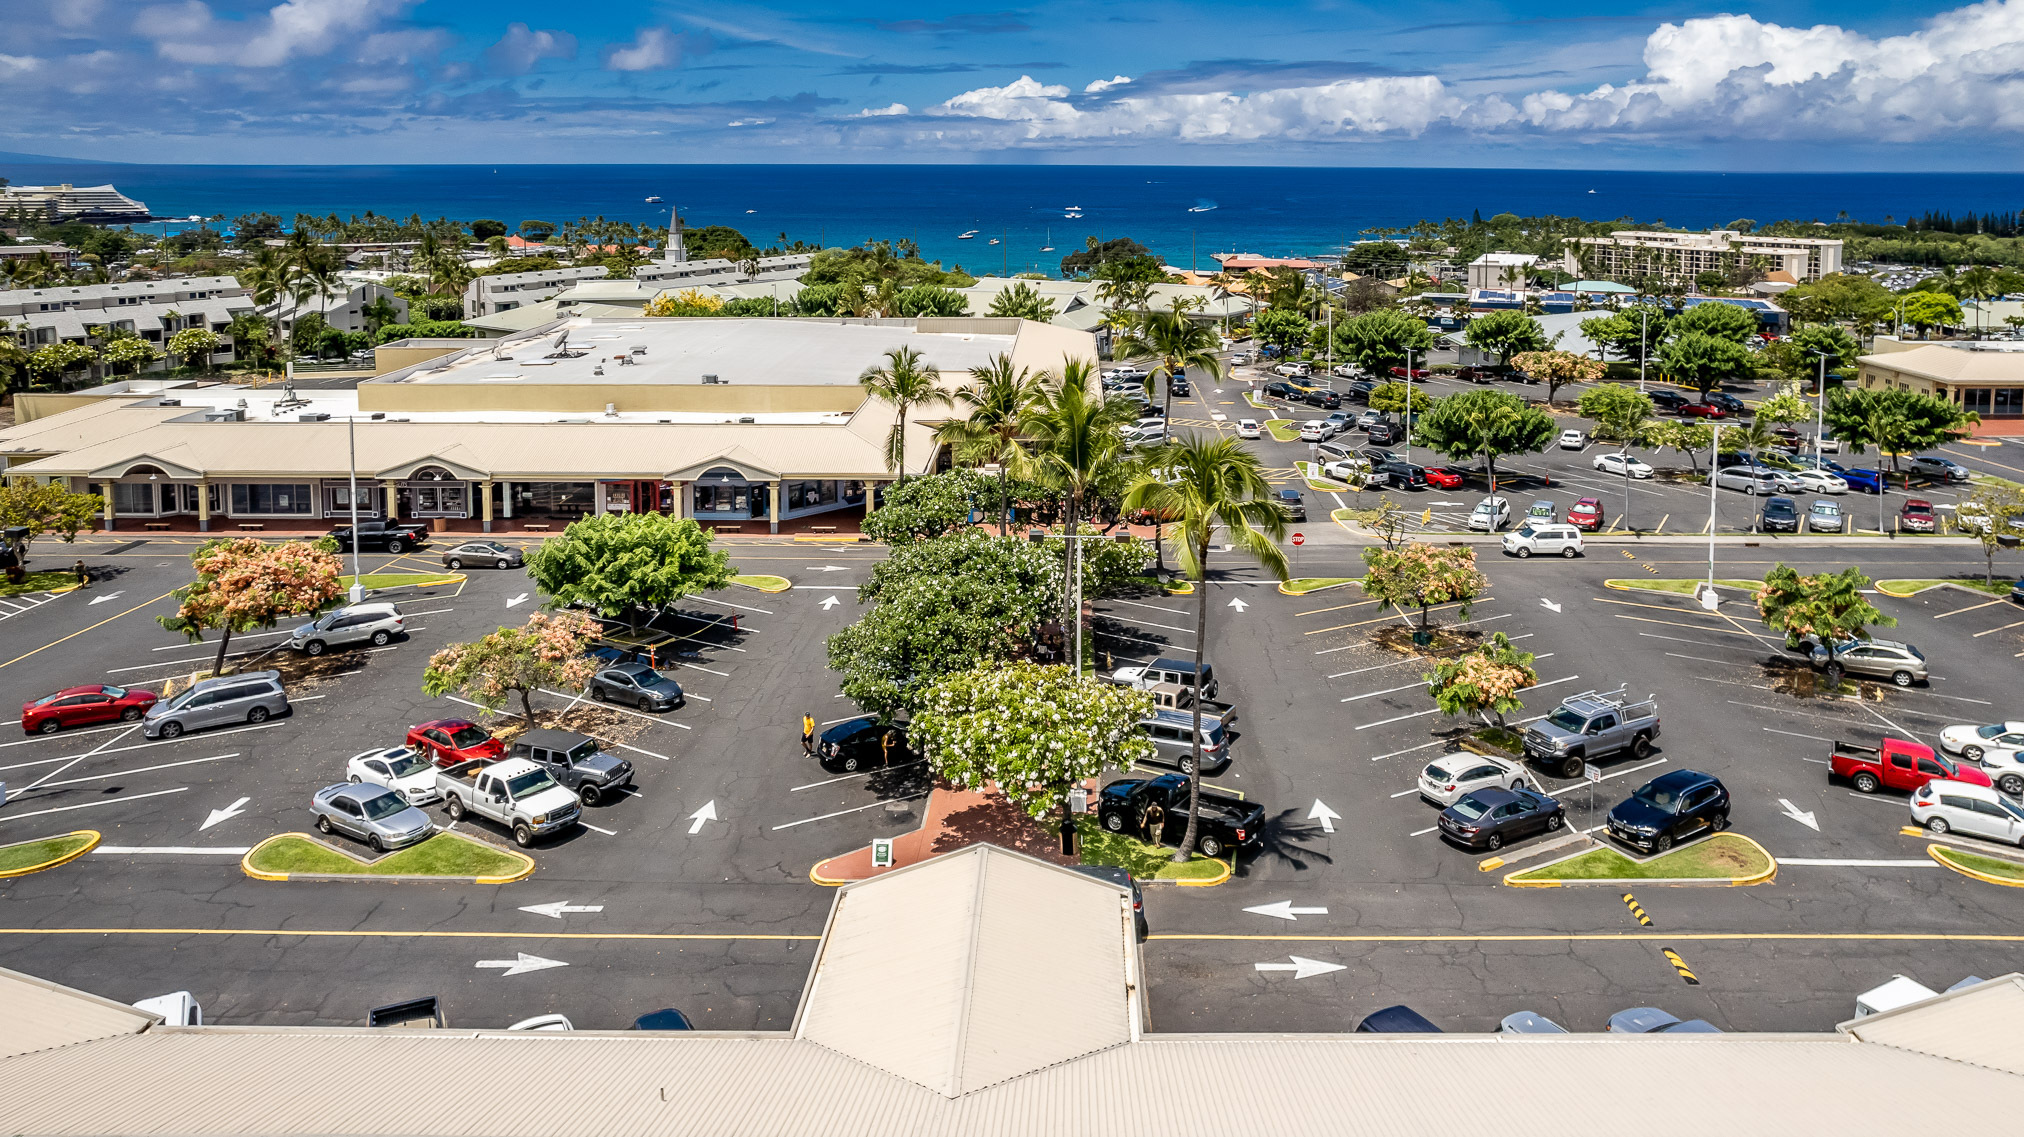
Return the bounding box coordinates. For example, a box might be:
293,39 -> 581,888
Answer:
4,0 -> 2021,166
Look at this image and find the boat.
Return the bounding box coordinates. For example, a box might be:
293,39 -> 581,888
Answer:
958,229 -> 979,239
988,237 -> 1000,245
745,209 -> 756,213
1064,205 -> 1081,210
1588,189 -> 1596,194
1064,211 -> 1082,219
645,195 -> 662,203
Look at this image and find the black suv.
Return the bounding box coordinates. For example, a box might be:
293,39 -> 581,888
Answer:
1647,389 -> 1688,412
1379,461 -> 1428,490
326,520 -> 430,554
1301,388 -> 1342,409
1759,495 -> 1800,533
1704,391 -> 1749,415
1262,381 -> 1298,400
1343,379 -> 1378,401
1277,489 -> 1307,522
1168,376 -> 1191,397
1606,769 -> 1731,853
816,718 -> 911,772
1367,418 -> 1405,445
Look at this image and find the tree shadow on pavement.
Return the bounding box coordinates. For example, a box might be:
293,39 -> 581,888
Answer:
1244,809 -> 1337,874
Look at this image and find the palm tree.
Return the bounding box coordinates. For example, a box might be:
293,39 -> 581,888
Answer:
933,353 -> 1047,535
857,346 -> 952,484
1021,360 -> 1136,634
1123,434 -> 1288,861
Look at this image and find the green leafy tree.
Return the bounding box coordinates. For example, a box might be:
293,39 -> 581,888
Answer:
158,537 -> 345,677
168,327 -> 219,373
422,610 -> 601,726
1577,384 -> 1655,445
1779,273 -> 1896,328
523,512 -> 736,634
1021,361 -> 1136,631
99,335 -> 160,375
1410,388 -> 1556,492
1657,330 -> 1752,400
1900,291 -> 1963,337
1060,236 -> 1154,278
1755,564 -> 1895,651
1640,418 -> 1715,474
0,321 -> 30,396
1754,391 -> 1813,427
1578,303 -> 1668,363
28,341 -> 96,386
1361,540 -> 1490,632
1787,324 -> 1861,390
1368,381 -> 1432,416
986,281 -> 1059,322
0,480 -> 101,564
1424,632 -> 1538,728
909,661 -> 1155,827
1124,435 -> 1288,861
861,468 -> 987,545
894,283 -> 970,317
1252,308 -> 1312,360
1463,310 -> 1549,371
1959,481 -> 2024,585
360,294 -> 401,337
1510,349 -> 1605,405
858,346 -> 953,482
1824,387 -> 1978,482
470,219 -> 508,241
1333,308 -> 1435,374
1671,301 -> 1759,344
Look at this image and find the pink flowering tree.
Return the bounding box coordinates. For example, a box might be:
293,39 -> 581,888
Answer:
159,537 -> 345,676
422,610 -> 601,725
1509,349 -> 1606,405
1361,540 -> 1490,632
1424,632 -> 1538,727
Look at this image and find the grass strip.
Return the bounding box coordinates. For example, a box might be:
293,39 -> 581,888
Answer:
1077,826 -> 1226,881
1283,577 -> 1359,595
1932,846 -> 2024,884
1242,391 -> 1270,411
731,574 -> 791,592
0,570 -> 79,598
1264,419 -> 1304,443
248,831 -> 526,878
339,572 -> 460,591
0,831 -> 98,876
1875,578 -> 2013,598
1604,578 -> 1763,596
1507,833 -> 1770,883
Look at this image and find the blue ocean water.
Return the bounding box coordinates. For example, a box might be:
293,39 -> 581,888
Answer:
6,161 -> 2022,274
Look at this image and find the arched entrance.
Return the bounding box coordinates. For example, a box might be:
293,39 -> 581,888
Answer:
691,466 -> 766,520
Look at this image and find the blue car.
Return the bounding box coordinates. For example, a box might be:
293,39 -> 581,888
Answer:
1842,467 -> 1885,493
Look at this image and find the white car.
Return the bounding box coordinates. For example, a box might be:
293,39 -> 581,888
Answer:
1229,352 -> 1250,365
1940,720 -> 2024,760
1558,429 -> 1587,450
1236,418 -> 1261,439
1911,779 -> 2024,845
1503,522 -> 1584,558
1789,469 -> 1848,494
1418,753 -> 1532,807
1715,465 -> 1796,494
1593,452 -> 1654,479
1103,366 -> 1148,382
1298,420 -> 1332,442
1274,362 -> 1311,378
345,745 -> 441,805
1468,496 -> 1512,532
1973,750 -> 2024,797
1806,499 -> 1844,532
1323,458 -> 1369,483
1331,364 -> 1360,379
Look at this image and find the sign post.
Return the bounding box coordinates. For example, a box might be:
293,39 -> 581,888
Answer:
871,838 -> 894,869
1584,762 -> 1603,826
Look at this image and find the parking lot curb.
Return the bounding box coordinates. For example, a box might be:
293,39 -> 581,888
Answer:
1928,844 -> 2024,888
733,576 -> 793,593
1503,833 -> 1779,888
1171,857 -> 1233,887
0,829 -> 101,879
239,832 -> 536,884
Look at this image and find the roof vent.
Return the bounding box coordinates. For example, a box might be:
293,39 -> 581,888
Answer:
158,398 -> 181,406
738,416 -> 756,424
297,412 -> 331,422
203,408 -> 243,422
605,402 -> 619,417
370,412 -> 385,420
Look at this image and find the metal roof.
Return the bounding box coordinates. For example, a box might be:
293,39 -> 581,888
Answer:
0,967 -> 158,1060
1841,974 -> 2024,1075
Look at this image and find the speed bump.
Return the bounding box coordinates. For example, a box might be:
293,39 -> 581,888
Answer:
1661,946 -> 1700,985
1622,892 -> 1654,927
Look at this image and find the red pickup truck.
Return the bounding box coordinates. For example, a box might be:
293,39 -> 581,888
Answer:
1831,738 -> 1992,795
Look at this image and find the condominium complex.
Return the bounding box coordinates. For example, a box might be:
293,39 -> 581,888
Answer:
1563,230 -> 1843,285
0,277 -> 251,366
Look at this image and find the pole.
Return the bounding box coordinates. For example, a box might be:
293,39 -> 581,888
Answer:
347,415 -> 363,603
1072,537 -> 1083,678
1404,347 -> 1415,465
1706,422 -> 1721,592
1814,351 -> 1827,466
1637,306 -> 1647,393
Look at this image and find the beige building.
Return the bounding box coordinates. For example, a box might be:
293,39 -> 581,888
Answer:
1858,343 -> 2024,433
0,316 -> 1095,534
1564,230 -> 1843,285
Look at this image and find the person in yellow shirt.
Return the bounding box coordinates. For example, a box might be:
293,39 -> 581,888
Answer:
801,713 -> 815,755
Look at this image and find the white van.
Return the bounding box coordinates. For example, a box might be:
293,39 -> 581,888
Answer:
1911,779 -> 2024,845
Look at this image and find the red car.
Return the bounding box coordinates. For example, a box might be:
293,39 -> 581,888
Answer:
406,719 -> 506,767
1389,366 -> 1431,379
1678,402 -> 1727,419
1899,499 -> 1937,533
1567,497 -> 1605,531
1832,737 -> 1989,795
22,684 -> 157,735
1423,466 -> 1464,490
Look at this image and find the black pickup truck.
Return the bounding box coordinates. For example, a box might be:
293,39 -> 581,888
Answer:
1096,774 -> 1265,859
326,520 -> 431,554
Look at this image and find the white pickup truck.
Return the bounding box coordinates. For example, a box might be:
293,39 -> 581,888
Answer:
437,758 -> 582,847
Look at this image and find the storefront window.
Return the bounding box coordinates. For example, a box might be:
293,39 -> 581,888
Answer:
230,484 -> 313,514
111,483 -> 157,515
511,482 -> 595,518
694,483 -> 752,513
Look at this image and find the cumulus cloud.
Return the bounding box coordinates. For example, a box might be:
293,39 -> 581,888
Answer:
927,73 -> 1456,141
0,54 -> 42,75
487,23 -> 576,75
1084,75 -> 1131,93
137,0 -> 415,68
858,102 -> 909,116
605,27 -> 687,72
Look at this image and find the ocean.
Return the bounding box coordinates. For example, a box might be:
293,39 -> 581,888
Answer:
6,161 -> 2023,274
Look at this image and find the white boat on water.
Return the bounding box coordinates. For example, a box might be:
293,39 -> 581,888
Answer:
958,229 -> 979,239
988,237 -> 1000,245
645,195 -> 662,203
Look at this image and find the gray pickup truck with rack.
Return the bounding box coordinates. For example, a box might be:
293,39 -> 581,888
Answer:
1521,688 -> 1660,778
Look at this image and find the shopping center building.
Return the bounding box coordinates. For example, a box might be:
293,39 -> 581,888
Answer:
0,316 -> 1093,534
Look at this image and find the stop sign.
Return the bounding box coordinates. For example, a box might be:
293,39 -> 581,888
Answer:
1291,532 -> 1305,546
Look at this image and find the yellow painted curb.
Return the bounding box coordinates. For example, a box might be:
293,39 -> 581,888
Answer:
241,834 -> 293,881
1901,825 -> 1927,837
808,863 -> 850,887
46,583 -> 85,595
793,534 -> 863,543
1164,582 -> 1196,596
1173,856 -> 1233,887
1478,857 -> 1505,872
1876,580 -> 2005,600
473,849 -> 538,884
240,831 -> 534,883
1928,844 -> 2024,888
733,577 -> 793,593
1505,874 -> 1562,888
1727,833 -> 1780,886
0,829 -> 101,879
1278,580 -> 1357,596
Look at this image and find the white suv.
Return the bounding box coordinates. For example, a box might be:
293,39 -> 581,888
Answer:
288,603 -> 404,656
1503,522 -> 1584,558
1911,779 -> 2024,845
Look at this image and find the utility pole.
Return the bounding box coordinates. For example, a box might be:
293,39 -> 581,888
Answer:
347,414 -> 364,603
1638,305 -> 1648,393
1705,421 -> 1721,601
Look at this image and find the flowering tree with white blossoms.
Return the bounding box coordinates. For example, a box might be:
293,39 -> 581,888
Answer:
1424,632 -> 1537,728
908,661 -> 1155,822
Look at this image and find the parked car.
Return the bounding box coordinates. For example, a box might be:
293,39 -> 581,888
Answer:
1277,489 -> 1307,522
1297,420 -> 1331,443
1938,720 -> 2024,761
1261,381 -> 1298,400
311,783 -> 434,852
1236,418 -> 1261,439
1898,499 -> 1937,533
1911,780 -> 2024,844
1097,773 -> 1264,859
287,602 -> 404,656
1678,401 -> 1727,419
1789,469 -> 1848,494
1557,429 -> 1586,450
1377,461 -> 1428,490
143,671 -> 289,739
1714,465 -> 1784,495
1423,466 -> 1464,490
1759,495 -> 1801,533
1111,657 -> 1217,698
1807,499 -> 1845,532
1789,455 -> 1848,473
1358,448 -> 1400,467
1525,499 -> 1555,521
1168,376 -> 1191,397
437,757 -> 582,847
1806,636 -> 1929,687
1438,786 -> 1566,851
1524,688 -> 1660,778
1499,1011 -> 1568,1034
1842,467 -> 1885,493
1356,1005 -> 1442,1032
441,541 -> 523,570
1067,864 -> 1149,941
587,661 -> 684,710
21,683 -> 156,735
326,520 -> 430,554
1503,521 -> 1584,559
1137,709 -> 1232,774
1594,452 -> 1655,479
345,745 -> 441,805
1366,418 -> 1405,445
405,718 -> 506,767
1228,352 -> 1250,365
1567,497 -> 1605,531
1301,388 -> 1341,409
1324,411 -> 1355,435
1910,455 -> 1971,484
1274,362 -> 1311,378
815,718 -> 911,773
1704,391 -> 1749,415
1418,753 -> 1532,808
1467,496 -> 1511,532
1646,389 -> 1688,411
1605,769 -> 1730,853
1969,748 -> 2024,797
1323,457 -> 1369,483
1104,366 -> 1148,382
1608,1007 -> 1721,1034
1388,366 -> 1430,380
1343,379 -> 1378,401
1831,737 -> 1990,795
506,727 -> 633,806
1768,425 -> 1804,448
1957,500 -> 2024,534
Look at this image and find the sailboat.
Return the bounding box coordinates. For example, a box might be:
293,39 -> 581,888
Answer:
1039,226 -> 1054,252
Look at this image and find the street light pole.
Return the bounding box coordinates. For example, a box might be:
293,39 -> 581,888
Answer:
347,414 -> 364,603
1404,346 -> 1415,465
1705,421 -> 1721,602
1812,349 -> 1828,467
1638,305 -> 1648,393
1033,529 -> 1135,678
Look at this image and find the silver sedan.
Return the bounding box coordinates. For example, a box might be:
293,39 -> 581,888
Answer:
1418,753 -> 1532,807
311,783 -> 435,852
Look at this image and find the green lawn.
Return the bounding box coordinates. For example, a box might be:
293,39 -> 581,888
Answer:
1605,578 -> 1764,596
1283,577 -> 1359,594
1264,419 -> 1304,442
0,831 -> 97,876
1243,391 -> 1270,410
249,831 -> 527,878
1077,826 -> 1227,881
1508,833 -> 1771,883
732,574 -> 791,591
1933,846 -> 2024,883
339,572 -> 461,591
1876,578 -> 2014,598
0,570 -> 78,598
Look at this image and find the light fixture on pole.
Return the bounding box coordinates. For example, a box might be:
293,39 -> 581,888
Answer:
1810,348 -> 1830,467
1637,305 -> 1648,393
1404,346 -> 1415,466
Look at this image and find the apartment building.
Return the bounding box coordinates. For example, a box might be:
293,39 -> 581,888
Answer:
1563,230 -> 1843,285
461,265 -> 610,318
0,277 -> 252,365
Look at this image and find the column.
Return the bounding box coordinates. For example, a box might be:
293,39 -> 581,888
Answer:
384,479 -> 401,520
196,480 -> 210,532
500,482 -> 513,520
99,482 -> 115,532
481,480 -> 494,534
672,481 -> 688,519
863,481 -> 882,516
768,481 -> 781,535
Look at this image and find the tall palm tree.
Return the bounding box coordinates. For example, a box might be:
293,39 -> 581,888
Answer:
933,353 -> 1047,535
1021,359 -> 1136,634
857,346 -> 952,485
1123,434 -> 1288,861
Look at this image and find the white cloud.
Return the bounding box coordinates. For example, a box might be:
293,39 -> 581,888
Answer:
487,23 -> 577,75
927,73 -> 1455,141
0,54 -> 42,75
858,102 -> 908,116
1084,75 -> 1131,94
137,0 -> 414,68
604,27 -> 682,72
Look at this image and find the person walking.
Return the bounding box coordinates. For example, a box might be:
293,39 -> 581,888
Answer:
801,712 -> 816,756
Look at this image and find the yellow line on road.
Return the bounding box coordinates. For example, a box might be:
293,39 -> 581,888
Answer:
0,927 -> 819,941
0,589 -> 180,672
1148,932 -> 2024,944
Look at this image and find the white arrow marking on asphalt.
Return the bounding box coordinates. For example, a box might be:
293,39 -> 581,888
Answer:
1778,798 -> 1820,831
505,593 -> 529,608
1254,956 -> 1347,980
1307,799 -> 1341,834
806,565 -> 850,572
1228,597 -> 1249,612
820,595 -> 841,610
89,590 -> 127,606
199,796 -> 250,831
1540,598 -> 1562,613
474,952 -> 568,977
518,901 -> 605,919
687,799 -> 719,835
1244,900 -> 1331,921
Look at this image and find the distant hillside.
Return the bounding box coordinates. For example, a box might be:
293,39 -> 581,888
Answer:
0,150 -> 109,165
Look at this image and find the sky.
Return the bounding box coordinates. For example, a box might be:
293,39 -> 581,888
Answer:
3,0 -> 2023,167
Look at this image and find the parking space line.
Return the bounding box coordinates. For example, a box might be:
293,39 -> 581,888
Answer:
1408,825 -> 1437,836
94,846 -> 252,855
21,752 -> 242,792
1664,652 -> 1733,666
1356,708 -> 1442,730
0,589 -> 180,672
1308,598 -> 1487,635
1934,598 -> 2011,619
1390,787 -> 1423,798
1541,757 -> 1667,794
1638,631 -> 1752,651
1845,791 -> 1903,805
1107,599 -> 1192,615
1341,680 -> 1425,704
0,721 -> 286,774
1615,613 -> 1760,636
675,661 -> 731,677
580,822 -> 618,835
1101,614 -> 1194,633
1780,858 -> 1935,867
153,627 -> 294,651
771,791 -> 930,830
1369,739 -> 1451,763
1095,629 -> 1174,650
1763,727 -> 1836,743
1297,598 -> 1380,618
0,786 -> 187,824
792,761 -> 925,792
689,594 -> 774,616
0,721 -> 142,750
820,715 -> 868,726
533,689 -> 693,729
1972,618 -> 2024,637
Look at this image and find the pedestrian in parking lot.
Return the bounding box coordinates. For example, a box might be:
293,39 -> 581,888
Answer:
881,729 -> 895,765
801,713 -> 815,755
73,559 -> 89,588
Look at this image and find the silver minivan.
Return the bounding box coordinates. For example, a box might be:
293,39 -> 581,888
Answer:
288,603 -> 404,656
143,671 -> 290,738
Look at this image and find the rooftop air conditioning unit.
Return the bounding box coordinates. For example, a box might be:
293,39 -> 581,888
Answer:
738,416 -> 756,424
298,412 -> 331,422
204,408 -> 243,422
158,398 -> 181,406
605,402 -> 618,417
370,412 -> 385,420
700,373 -> 721,384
